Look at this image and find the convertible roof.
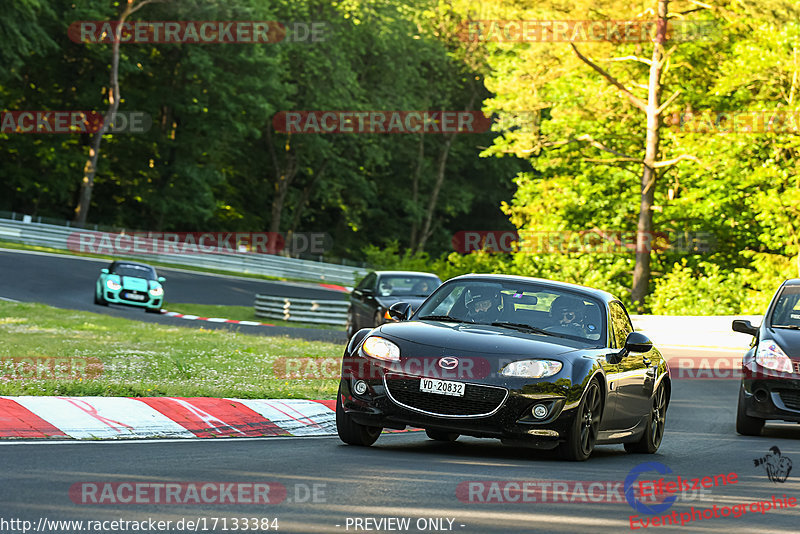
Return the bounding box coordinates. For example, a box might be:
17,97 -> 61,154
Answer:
373,271 -> 441,278
449,273 -> 620,304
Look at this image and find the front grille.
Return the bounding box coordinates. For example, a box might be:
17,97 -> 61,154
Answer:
777,389 -> 800,411
120,290 -> 149,302
384,374 -> 507,417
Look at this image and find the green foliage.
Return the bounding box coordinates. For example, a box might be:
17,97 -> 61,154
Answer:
647,260 -> 746,315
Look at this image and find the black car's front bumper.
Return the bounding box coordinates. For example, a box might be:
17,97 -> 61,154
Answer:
741,362 -> 800,423
339,357 -> 581,449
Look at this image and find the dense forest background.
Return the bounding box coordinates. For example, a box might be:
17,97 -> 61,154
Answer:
1,0 -> 799,314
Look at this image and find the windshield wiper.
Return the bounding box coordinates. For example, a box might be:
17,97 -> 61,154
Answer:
490,321 -> 569,338
418,315 -> 467,323
772,324 -> 800,330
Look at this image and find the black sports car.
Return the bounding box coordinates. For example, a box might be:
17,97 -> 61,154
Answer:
345,271 -> 442,337
733,278 -> 800,435
336,274 -> 670,461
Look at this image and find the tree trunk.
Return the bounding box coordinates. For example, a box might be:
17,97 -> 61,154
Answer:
415,131 -> 456,253
409,133 -> 425,250
286,160 -> 328,256
266,128 -> 298,234
630,0 -> 669,310
73,0 -> 156,224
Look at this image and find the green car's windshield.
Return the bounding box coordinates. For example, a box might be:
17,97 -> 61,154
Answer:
111,264 -> 157,280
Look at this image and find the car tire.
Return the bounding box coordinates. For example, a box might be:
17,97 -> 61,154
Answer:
345,311 -> 355,339
624,381 -> 667,454
336,384 -> 382,446
425,429 -> 459,442
736,384 -> 765,436
94,287 -> 108,306
557,377 -> 602,461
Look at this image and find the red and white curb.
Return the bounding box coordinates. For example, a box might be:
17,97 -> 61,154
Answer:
160,311 -> 274,327
0,396 -> 341,439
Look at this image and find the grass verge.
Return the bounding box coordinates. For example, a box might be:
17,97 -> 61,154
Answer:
163,302 -> 341,331
0,301 -> 343,399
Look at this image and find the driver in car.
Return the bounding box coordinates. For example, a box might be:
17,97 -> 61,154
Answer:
465,287 -> 502,323
549,296 -> 587,335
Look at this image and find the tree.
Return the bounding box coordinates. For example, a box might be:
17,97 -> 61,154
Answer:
73,0 -> 161,224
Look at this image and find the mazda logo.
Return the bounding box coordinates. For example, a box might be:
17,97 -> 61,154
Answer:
438,357 -> 459,370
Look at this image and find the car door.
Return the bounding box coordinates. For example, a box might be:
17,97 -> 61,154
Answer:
608,301 -> 652,429
351,273 -> 377,327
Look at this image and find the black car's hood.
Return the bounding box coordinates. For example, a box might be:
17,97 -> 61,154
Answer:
377,320 -> 588,356
767,327 -> 800,357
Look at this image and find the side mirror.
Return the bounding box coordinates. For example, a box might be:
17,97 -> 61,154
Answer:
387,302 -> 411,321
361,288 -> 374,296
625,331 -> 653,353
157,276 -> 166,283
101,269 -> 109,274
732,319 -> 758,337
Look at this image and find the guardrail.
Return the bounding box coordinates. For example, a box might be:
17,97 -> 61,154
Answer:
255,294 -> 349,326
0,217 -> 369,285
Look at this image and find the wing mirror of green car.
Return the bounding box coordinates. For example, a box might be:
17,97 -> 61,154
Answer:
157,277 -> 166,283
101,269 -> 109,274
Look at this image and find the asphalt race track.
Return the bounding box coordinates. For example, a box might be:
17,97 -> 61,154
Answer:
0,248 -> 348,343
1,373 -> 799,533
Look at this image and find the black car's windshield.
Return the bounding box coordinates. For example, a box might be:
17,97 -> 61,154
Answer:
111,263 -> 157,280
377,275 -> 441,297
769,286 -> 800,327
414,279 -> 606,344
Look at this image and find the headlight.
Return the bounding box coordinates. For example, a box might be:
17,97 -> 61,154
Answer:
501,359 -> 563,378
755,339 -> 792,373
106,279 -> 121,290
362,336 -> 400,362
149,286 -> 163,296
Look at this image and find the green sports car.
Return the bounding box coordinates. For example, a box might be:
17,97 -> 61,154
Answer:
95,260 -> 165,313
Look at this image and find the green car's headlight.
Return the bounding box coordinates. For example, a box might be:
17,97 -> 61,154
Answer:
149,286 -> 164,296
501,359 -> 563,378
106,279 -> 121,291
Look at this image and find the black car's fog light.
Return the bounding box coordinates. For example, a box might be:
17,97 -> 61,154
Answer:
754,388 -> 768,402
353,380 -> 368,395
532,404 -> 549,419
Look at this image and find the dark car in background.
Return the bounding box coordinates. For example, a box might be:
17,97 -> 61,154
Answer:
733,279 -> 800,435
345,271 -> 442,337
95,260 -> 165,313
336,274 -> 670,461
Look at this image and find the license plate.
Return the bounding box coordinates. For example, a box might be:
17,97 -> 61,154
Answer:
125,292 -> 145,301
419,378 -> 464,397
